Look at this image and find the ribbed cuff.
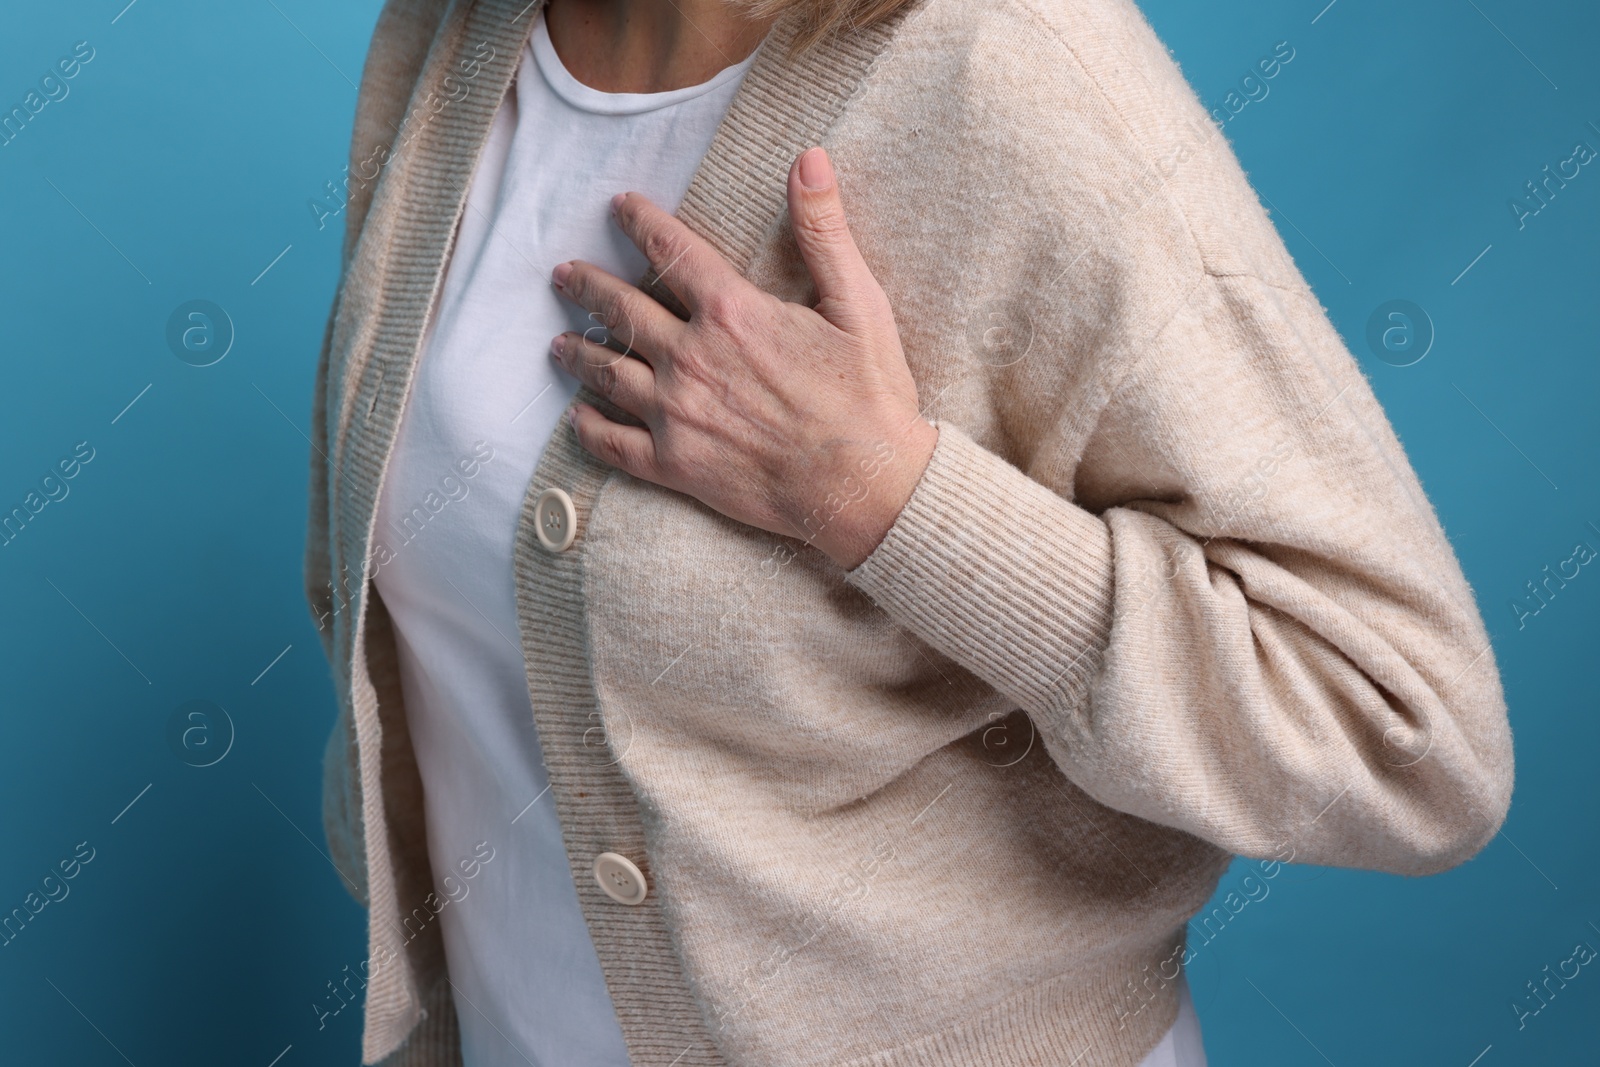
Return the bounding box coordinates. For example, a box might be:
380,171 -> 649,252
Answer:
844,420 -> 1115,720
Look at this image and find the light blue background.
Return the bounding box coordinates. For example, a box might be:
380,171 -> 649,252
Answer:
0,1 -> 1594,1064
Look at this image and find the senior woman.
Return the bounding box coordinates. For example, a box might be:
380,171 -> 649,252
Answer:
305,0 -> 1515,1064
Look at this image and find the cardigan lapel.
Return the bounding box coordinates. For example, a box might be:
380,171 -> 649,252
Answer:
330,0 -> 537,633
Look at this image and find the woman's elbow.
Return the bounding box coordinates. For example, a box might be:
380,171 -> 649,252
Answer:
1377,693 -> 1515,877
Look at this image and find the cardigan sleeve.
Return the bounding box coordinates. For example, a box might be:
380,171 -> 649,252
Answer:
844,269 -> 1514,877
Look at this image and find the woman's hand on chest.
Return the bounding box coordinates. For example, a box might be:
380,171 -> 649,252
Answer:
548,146 -> 938,571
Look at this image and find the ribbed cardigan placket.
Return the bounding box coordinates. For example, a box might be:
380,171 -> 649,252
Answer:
325,1 -> 916,1061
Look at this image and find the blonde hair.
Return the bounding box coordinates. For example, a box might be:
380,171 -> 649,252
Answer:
728,0 -> 918,55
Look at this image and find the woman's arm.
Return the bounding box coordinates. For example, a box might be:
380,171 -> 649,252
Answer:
550,146 -> 1514,879
842,269 -> 1515,876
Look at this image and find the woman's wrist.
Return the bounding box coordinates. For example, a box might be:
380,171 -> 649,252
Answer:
801,416 -> 939,571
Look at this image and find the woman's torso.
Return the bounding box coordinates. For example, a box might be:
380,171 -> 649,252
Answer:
350,0 -> 1222,1062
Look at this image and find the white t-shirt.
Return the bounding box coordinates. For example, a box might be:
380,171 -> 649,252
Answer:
371,9 -> 1204,1065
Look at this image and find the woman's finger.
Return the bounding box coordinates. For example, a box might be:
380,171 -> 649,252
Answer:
609,192 -> 749,318
552,259 -> 684,364
551,332 -> 659,422
568,401 -> 660,483
785,146 -> 887,333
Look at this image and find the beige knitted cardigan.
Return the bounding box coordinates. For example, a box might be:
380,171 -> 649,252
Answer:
304,0 -> 1515,1063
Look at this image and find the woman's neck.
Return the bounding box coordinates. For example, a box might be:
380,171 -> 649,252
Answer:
544,0 -> 777,94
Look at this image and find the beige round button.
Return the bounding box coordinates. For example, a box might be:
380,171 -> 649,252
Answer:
593,852 -> 648,905
533,487 -> 577,552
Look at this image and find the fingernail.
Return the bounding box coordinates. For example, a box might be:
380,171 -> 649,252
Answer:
550,335 -> 565,361
552,261 -> 572,288
567,406 -> 580,429
610,193 -> 625,216
797,147 -> 832,191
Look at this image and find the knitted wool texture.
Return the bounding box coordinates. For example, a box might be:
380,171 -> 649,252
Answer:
305,0 -> 1515,1063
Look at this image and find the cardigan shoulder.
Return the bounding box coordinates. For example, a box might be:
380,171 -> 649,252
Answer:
1028,0 -> 1306,290
825,0 -> 1311,466
897,0 -> 1305,294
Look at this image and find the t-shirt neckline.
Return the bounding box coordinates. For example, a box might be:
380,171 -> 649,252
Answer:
531,9 -> 763,116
